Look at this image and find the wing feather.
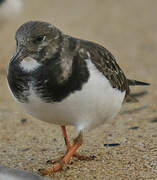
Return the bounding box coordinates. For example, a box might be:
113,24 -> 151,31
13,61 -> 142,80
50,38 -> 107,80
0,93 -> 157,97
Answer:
79,40 -> 130,94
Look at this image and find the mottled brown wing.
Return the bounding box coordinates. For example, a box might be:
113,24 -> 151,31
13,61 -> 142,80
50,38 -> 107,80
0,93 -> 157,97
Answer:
80,40 -> 130,95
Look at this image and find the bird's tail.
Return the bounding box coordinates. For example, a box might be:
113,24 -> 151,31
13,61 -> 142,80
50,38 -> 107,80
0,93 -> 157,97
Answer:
127,79 -> 150,86
125,79 -> 150,103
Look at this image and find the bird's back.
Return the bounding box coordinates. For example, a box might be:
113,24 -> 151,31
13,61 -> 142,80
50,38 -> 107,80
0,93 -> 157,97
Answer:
70,36 -> 130,94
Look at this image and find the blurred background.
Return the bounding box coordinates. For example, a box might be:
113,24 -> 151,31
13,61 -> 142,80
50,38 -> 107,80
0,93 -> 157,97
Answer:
0,0 -> 157,179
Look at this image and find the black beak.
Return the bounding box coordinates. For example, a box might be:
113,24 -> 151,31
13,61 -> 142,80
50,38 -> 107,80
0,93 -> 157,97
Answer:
10,46 -> 28,65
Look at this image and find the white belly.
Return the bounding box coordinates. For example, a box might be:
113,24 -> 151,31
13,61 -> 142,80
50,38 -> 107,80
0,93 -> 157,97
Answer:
17,59 -> 126,131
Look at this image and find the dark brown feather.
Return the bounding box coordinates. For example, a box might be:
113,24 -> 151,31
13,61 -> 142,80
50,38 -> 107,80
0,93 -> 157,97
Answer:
78,39 -> 130,95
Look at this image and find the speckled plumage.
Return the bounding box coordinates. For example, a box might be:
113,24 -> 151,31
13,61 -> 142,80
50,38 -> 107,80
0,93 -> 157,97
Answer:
7,21 -> 150,175
8,21 -> 128,102
7,21 -> 149,128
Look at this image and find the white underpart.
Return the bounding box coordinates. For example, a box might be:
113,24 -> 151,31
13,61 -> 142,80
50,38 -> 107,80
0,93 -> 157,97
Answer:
16,56 -> 126,132
20,57 -> 41,72
0,0 -> 22,19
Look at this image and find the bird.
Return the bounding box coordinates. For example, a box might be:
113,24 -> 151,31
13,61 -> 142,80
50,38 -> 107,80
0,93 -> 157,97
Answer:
7,21 -> 149,176
0,0 -> 22,20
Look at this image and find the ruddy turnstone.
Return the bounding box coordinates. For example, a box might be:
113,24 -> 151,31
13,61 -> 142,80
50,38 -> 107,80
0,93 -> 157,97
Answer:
7,21 -> 149,176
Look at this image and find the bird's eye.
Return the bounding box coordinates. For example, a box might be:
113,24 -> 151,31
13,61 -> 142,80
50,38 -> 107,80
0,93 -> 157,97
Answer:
33,35 -> 46,44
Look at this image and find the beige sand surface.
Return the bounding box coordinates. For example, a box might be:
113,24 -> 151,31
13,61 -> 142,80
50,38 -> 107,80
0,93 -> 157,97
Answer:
0,0 -> 157,179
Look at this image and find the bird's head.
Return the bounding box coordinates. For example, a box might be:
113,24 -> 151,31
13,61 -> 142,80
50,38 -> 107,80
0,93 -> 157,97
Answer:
10,21 -> 62,64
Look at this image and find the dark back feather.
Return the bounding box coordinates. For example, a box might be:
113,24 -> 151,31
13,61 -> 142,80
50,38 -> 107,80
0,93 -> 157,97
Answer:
79,39 -> 130,95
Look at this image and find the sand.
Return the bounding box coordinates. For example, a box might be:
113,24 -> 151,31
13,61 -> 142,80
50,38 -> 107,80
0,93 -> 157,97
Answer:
0,0 -> 157,179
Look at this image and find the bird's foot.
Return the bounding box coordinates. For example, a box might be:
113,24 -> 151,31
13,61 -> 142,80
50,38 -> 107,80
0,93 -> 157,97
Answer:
39,144 -> 80,176
46,156 -> 64,164
39,132 -> 84,176
46,152 -> 95,164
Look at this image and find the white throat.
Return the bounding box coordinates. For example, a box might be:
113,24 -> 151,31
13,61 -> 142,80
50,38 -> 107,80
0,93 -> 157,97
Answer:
20,57 -> 41,72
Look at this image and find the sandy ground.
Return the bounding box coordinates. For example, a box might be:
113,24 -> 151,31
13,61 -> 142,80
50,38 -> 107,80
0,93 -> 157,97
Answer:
0,0 -> 157,179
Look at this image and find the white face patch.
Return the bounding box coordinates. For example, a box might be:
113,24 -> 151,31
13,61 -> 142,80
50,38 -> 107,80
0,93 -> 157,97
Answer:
20,57 -> 41,72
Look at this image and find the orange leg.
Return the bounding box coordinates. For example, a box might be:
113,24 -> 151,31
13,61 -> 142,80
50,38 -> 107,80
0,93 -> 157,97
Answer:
61,126 -> 91,160
61,125 -> 71,151
46,126 -> 70,164
47,126 -> 93,164
39,132 -> 83,176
